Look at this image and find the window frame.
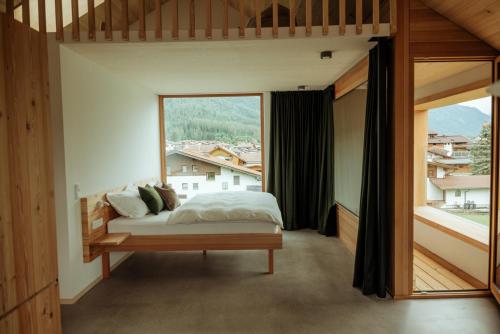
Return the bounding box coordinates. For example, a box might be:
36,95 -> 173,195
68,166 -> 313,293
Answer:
159,93 -> 266,191
233,175 -> 240,185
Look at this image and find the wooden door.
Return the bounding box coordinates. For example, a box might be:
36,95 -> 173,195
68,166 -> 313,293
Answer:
0,13 -> 61,332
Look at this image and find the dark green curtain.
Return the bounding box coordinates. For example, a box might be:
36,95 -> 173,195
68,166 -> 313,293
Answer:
267,86 -> 335,235
353,38 -> 392,298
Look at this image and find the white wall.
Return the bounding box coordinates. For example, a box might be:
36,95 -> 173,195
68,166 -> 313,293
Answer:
49,40 -> 160,300
414,220 -> 488,284
333,89 -> 366,215
444,188 -> 490,208
426,179 -> 443,201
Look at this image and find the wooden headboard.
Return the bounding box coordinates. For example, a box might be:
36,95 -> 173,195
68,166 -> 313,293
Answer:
80,178 -> 158,262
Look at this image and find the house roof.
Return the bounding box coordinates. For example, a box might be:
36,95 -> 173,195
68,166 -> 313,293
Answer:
168,150 -> 261,177
239,151 -> 262,164
209,146 -> 247,163
430,175 -> 490,190
427,147 -> 450,157
428,135 -> 471,145
427,161 -> 456,170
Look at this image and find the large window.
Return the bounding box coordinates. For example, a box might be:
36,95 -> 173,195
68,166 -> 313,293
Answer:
160,94 -> 264,202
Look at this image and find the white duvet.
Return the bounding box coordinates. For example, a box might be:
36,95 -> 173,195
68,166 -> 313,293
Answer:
166,191 -> 284,228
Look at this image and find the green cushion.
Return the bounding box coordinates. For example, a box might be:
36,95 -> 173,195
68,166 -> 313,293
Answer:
138,185 -> 164,215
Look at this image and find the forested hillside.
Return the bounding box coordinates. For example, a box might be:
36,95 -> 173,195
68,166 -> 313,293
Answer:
164,96 -> 261,144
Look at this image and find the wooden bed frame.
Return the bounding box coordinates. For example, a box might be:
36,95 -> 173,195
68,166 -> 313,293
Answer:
80,179 -> 283,278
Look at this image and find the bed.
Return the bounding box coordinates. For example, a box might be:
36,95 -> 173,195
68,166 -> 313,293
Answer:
80,179 -> 283,278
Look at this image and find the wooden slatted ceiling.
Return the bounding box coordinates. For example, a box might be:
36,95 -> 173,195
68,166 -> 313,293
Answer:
138,0 -> 145,40
206,0 -> 212,39
171,0 -> 178,39
289,0 -> 295,35
74,0 -> 171,34
409,0 -> 497,58
155,0 -> 161,39
122,0 -> 129,40
72,0 -> 80,40
88,0 -> 96,40
10,0 -> 393,41
421,0 -> 500,51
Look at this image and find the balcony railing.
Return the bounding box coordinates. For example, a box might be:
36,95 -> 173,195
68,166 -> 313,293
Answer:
2,0 -> 396,42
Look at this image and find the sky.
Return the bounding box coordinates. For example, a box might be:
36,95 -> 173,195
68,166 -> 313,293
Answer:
459,96 -> 493,116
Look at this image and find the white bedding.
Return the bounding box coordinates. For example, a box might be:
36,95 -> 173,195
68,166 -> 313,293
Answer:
166,191 -> 284,228
107,211 -> 281,235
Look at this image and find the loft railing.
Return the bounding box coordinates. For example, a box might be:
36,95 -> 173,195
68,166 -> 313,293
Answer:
1,0 -> 396,42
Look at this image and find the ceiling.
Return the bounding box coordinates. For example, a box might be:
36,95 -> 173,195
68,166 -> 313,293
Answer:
65,37 -> 375,94
414,62 -> 486,88
422,0 -> 500,51
414,61 -> 491,109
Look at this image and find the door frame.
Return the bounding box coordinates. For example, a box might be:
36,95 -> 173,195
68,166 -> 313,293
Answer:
407,57 -> 499,299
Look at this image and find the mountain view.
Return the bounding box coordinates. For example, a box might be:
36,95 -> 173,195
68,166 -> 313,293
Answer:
164,96 -> 261,144
428,105 -> 490,138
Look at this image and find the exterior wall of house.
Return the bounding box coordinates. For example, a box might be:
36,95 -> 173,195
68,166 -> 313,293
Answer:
426,179 -> 443,201
444,188 -> 490,208
167,153 -> 221,176
167,167 -> 261,201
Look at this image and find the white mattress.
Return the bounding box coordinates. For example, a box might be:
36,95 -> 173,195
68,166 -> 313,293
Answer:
107,211 -> 281,235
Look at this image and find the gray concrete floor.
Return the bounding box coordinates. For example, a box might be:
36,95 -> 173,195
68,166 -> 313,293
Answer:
62,230 -> 500,334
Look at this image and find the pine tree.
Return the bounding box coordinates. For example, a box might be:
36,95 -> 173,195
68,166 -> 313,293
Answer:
470,123 -> 491,175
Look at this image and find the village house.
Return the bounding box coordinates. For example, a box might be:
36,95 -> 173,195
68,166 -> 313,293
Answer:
208,146 -> 247,166
166,150 -> 262,200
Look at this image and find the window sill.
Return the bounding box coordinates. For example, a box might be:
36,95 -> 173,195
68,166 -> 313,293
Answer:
414,206 -> 489,252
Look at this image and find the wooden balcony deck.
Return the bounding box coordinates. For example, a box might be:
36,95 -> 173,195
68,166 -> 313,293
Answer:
413,248 -> 483,291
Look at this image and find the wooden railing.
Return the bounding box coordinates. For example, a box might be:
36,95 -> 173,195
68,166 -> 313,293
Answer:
2,0 -> 396,42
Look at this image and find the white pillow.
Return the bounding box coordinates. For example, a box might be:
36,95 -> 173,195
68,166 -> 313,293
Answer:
106,188 -> 149,218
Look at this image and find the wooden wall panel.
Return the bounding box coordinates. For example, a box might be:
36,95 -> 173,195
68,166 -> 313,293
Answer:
409,0 -> 497,58
0,283 -> 61,334
336,204 -> 359,255
391,0 -> 412,299
0,13 -> 18,316
334,56 -> 369,99
0,13 -> 60,331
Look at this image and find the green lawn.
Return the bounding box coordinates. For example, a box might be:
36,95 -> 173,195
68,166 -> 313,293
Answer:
451,212 -> 490,227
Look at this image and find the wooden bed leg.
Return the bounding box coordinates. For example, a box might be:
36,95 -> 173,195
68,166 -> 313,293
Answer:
268,249 -> 274,274
203,250 -> 207,257
102,252 -> 110,279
